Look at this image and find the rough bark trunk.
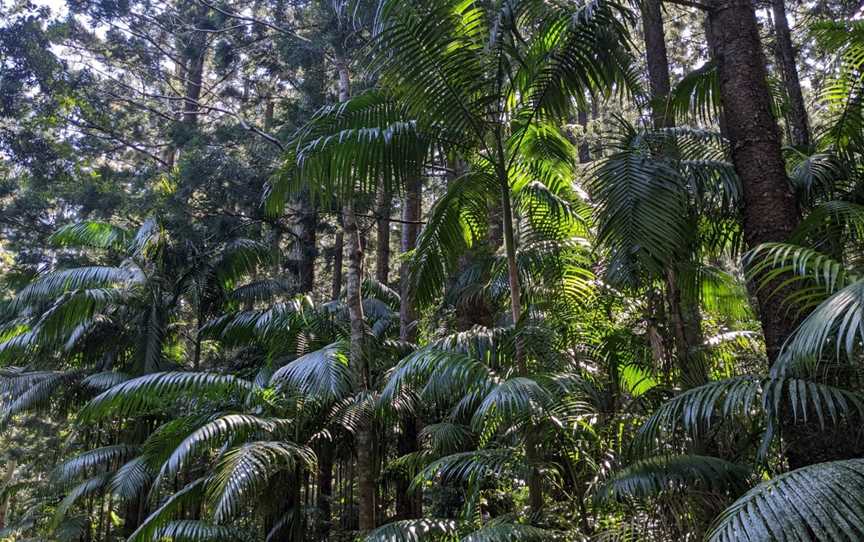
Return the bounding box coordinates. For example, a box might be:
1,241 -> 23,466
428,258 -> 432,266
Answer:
771,0 -> 810,148
702,0 -> 864,469
375,187 -> 392,285
288,196 -> 317,293
705,2 -> 800,361
182,46 -> 206,127
399,177 -> 421,342
641,0 -> 673,128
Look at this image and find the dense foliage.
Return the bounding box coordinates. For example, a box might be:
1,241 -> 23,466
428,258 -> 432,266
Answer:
1,0 -> 864,540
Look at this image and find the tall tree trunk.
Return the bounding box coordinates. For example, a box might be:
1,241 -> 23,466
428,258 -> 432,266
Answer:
337,53 -> 377,531
315,445 -> 334,541
0,459 -> 16,529
496,149 -> 541,511
182,45 -> 206,127
643,0 -> 706,386
288,196 -> 317,293
771,0 -> 810,147
375,187 -> 392,284
705,3 -> 799,362
395,176 -> 423,519
701,0 -> 863,469
331,228 -> 344,300
641,0 -> 672,129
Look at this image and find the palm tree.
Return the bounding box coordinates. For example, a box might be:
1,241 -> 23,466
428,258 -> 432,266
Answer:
0,218 -> 270,537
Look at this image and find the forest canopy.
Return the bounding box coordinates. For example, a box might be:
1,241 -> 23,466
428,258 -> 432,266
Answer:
1,0 -> 864,540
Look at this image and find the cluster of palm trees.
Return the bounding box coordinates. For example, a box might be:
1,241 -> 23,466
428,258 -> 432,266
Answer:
3,1 -> 864,541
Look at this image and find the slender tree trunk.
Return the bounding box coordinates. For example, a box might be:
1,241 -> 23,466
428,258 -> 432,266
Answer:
643,0 -> 706,386
395,176 -> 423,519
499,181 -> 523,337
496,148 -> 541,512
332,228 -> 344,300
375,187 -> 392,284
337,53 -> 377,531
315,445 -> 334,541
577,108 -> 590,163
0,459 -> 15,529
771,0 -> 810,147
399,177 -> 422,342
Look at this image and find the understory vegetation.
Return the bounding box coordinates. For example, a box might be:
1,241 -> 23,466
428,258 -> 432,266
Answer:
1,0 -> 864,540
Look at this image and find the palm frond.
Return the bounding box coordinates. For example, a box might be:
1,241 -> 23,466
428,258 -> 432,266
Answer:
152,520 -> 243,541
127,478 -> 205,542
597,455 -> 749,502
206,441 -> 315,523
80,372 -> 253,420
49,221 -> 133,251
707,459 -> 864,541
54,445 -> 138,483
364,519 -> 458,542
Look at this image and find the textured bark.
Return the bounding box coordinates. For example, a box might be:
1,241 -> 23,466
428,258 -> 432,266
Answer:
288,196 -> 317,293
771,0 -> 810,147
375,187 -> 392,284
705,2 -> 800,361
182,45 -> 206,127
702,0 -> 864,469
641,0 -> 673,128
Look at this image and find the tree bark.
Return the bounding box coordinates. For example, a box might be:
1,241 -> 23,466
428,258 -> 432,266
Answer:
375,187 -> 392,285
399,177 -> 422,343
336,53 -> 377,531
182,44 -> 206,127
643,0 -> 706,386
705,1 -> 800,361
288,196 -> 317,293
641,0 -> 673,129
770,0 -> 810,148
701,0 -> 864,469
